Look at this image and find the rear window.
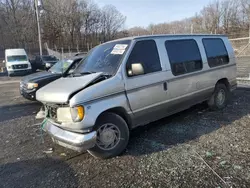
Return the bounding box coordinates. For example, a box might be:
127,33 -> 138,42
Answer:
202,38 -> 229,67
42,56 -> 57,61
165,39 -> 202,76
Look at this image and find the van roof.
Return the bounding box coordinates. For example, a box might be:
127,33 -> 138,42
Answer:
111,34 -> 227,42
5,48 -> 26,51
5,48 -> 27,56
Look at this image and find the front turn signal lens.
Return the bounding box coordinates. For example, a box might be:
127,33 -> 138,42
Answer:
70,106 -> 84,122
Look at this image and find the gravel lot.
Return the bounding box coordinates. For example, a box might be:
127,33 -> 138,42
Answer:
0,77 -> 250,188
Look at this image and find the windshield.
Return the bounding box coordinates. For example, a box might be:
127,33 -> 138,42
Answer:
74,40 -> 131,75
42,56 -> 57,61
7,55 -> 27,62
49,59 -> 73,73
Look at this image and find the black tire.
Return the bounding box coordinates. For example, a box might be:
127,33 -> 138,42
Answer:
207,83 -> 229,110
88,112 -> 129,159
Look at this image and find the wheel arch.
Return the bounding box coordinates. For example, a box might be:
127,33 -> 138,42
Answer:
216,78 -> 230,91
95,107 -> 133,130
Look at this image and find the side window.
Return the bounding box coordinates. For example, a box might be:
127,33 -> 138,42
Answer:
202,38 -> 229,67
165,39 -> 203,76
126,40 -> 162,77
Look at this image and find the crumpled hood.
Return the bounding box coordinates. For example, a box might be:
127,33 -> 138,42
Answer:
36,72 -> 103,103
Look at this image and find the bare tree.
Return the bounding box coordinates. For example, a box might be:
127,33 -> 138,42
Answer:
0,0 -> 35,48
100,5 -> 126,41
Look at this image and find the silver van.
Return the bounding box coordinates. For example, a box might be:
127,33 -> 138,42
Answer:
36,34 -> 237,158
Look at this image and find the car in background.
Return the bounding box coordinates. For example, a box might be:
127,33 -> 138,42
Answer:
20,56 -> 84,101
33,55 -> 59,70
4,48 -> 32,76
74,52 -> 87,56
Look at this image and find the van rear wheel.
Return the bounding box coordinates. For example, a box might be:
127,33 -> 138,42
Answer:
88,112 -> 129,159
208,83 -> 229,110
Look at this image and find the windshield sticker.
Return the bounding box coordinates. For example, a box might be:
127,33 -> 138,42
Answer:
111,49 -> 125,55
111,44 -> 128,55
113,44 -> 128,50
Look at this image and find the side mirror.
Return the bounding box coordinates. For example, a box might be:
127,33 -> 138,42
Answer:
128,63 -> 144,76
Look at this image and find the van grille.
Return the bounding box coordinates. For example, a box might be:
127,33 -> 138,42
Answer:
45,105 -> 58,119
12,64 -> 28,69
44,104 -> 68,121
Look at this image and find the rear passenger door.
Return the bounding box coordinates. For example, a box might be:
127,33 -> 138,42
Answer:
201,38 -> 236,91
124,39 -> 169,125
164,39 -> 206,111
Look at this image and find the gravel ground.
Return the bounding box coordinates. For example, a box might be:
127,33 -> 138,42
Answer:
0,78 -> 250,188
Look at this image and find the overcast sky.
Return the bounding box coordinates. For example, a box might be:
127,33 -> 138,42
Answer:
95,0 -> 213,28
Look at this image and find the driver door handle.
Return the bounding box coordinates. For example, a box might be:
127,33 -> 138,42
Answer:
163,82 -> 168,91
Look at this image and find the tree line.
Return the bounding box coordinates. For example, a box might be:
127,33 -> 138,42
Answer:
0,0 -> 250,52
127,0 -> 250,39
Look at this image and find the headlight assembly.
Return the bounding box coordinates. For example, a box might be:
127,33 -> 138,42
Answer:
27,83 -> 38,90
57,106 -> 84,122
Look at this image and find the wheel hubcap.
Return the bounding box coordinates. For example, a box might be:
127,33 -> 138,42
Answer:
216,89 -> 226,106
96,123 -> 120,150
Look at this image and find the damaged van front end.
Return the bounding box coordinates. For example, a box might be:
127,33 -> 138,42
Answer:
38,73 -> 104,152
36,39 -> 132,156
38,72 -> 129,152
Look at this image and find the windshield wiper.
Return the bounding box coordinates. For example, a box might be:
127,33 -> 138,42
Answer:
71,71 -> 96,77
102,73 -> 112,78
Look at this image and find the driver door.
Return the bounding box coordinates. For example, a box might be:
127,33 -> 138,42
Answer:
124,39 -> 169,126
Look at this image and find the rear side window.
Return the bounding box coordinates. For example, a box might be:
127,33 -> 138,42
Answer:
165,39 -> 202,76
202,38 -> 229,67
126,40 -> 162,77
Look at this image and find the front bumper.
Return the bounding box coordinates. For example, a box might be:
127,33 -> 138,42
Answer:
43,120 -> 97,152
8,69 -> 32,75
20,89 -> 36,100
19,83 -> 37,101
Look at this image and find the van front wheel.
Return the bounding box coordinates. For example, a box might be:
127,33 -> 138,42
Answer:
208,83 -> 229,110
88,112 -> 129,159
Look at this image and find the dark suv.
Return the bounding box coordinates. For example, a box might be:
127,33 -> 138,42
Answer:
20,56 -> 84,101
33,55 -> 58,70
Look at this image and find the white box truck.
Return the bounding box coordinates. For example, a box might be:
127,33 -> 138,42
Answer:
4,49 -> 32,76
